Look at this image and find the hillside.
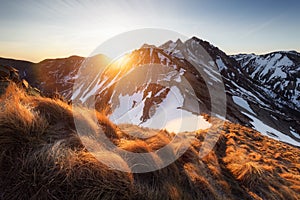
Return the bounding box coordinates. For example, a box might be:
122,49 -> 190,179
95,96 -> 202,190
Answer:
0,83 -> 299,200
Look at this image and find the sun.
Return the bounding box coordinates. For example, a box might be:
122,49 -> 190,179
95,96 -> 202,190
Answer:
110,54 -> 131,70
102,53 -> 133,78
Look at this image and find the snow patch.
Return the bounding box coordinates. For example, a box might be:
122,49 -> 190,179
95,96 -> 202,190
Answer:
290,127 -> 300,139
215,58 -> 227,71
203,68 -> 221,83
243,112 -> 300,147
277,55 -> 294,67
110,86 -> 211,133
71,84 -> 84,100
233,96 -> 256,115
215,114 -> 226,121
109,90 -> 146,124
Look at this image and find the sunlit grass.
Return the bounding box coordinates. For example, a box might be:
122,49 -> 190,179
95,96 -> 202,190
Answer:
0,83 -> 299,199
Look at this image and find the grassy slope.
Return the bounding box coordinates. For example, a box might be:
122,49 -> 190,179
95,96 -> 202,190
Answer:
0,83 -> 299,200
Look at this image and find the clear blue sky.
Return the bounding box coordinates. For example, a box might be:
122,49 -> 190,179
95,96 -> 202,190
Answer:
0,0 -> 299,62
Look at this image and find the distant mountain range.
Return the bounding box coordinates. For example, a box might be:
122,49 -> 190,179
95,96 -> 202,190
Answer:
1,37 -> 299,147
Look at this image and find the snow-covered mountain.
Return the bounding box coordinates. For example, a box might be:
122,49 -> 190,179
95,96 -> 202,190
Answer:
1,37 -> 299,147
232,51 -> 300,111
160,37 -> 300,146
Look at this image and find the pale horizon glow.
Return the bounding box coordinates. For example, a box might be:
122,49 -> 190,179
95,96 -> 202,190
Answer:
1,0 -> 300,62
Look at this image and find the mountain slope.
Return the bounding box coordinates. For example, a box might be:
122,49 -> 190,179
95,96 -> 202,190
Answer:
231,51 -> 300,145
0,83 -> 300,200
232,51 -> 300,111
158,37 -> 300,146
0,57 -> 35,83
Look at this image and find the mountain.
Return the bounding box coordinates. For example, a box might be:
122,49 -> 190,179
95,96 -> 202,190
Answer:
232,51 -> 300,111
0,37 -> 299,147
0,57 -> 35,83
1,56 -> 85,97
70,37 -> 300,146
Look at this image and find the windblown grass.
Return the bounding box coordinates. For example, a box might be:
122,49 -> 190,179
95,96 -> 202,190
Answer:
0,83 -> 300,200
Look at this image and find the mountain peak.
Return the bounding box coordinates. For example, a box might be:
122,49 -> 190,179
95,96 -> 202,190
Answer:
39,55 -> 84,64
191,36 -> 202,41
141,43 -> 157,49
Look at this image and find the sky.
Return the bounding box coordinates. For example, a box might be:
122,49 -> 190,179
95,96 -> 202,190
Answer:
0,0 -> 300,62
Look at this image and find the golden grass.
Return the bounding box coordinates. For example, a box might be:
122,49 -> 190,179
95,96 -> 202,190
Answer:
227,161 -> 265,188
0,83 -> 300,200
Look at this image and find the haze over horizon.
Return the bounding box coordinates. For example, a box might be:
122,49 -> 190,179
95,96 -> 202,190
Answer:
1,0 -> 300,62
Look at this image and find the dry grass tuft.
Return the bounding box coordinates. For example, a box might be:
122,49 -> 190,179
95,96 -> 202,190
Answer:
227,161 -> 265,188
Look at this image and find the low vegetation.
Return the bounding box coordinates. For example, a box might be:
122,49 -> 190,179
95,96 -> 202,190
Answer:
0,83 -> 299,199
